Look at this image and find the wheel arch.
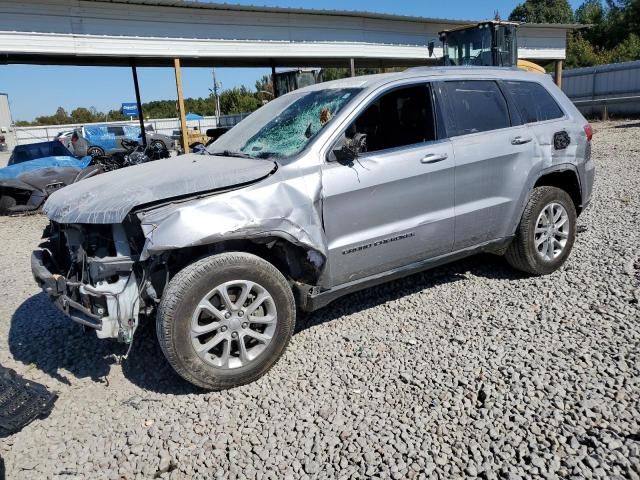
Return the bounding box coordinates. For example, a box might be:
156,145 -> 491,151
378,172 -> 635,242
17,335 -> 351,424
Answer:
149,235 -> 325,298
533,167 -> 583,216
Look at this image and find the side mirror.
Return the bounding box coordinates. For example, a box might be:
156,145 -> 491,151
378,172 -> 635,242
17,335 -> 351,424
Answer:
331,133 -> 367,163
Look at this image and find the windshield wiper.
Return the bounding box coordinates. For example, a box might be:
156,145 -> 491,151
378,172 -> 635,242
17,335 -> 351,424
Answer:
209,150 -> 254,159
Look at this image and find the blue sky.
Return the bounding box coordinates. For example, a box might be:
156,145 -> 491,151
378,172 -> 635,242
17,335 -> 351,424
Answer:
1,0 -> 583,121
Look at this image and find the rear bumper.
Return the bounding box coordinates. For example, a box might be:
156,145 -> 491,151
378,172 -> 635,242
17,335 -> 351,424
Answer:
31,250 -> 104,330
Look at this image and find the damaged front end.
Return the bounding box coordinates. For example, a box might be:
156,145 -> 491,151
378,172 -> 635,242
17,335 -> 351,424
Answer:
31,220 -> 150,342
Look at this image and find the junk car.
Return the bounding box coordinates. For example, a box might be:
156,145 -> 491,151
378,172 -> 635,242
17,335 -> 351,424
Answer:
32,67 -> 594,389
0,141 -> 95,214
61,125 -> 174,158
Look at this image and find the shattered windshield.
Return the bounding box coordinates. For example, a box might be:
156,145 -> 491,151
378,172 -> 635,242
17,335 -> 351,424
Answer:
207,87 -> 362,160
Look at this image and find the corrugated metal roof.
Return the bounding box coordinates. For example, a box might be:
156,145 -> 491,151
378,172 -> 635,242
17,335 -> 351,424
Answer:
90,0 -> 580,29
564,60 -> 640,77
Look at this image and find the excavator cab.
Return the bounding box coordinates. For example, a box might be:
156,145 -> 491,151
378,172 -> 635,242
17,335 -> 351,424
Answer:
439,21 -> 519,68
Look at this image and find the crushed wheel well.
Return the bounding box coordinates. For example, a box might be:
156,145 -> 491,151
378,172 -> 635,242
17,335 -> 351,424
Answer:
153,238 -> 324,297
534,170 -> 583,215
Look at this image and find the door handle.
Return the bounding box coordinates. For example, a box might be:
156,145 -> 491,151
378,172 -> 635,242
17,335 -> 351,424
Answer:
511,136 -> 533,145
421,153 -> 448,164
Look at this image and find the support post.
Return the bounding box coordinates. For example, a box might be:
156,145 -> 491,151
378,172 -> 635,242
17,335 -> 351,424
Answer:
554,60 -> 563,88
173,58 -> 189,154
131,65 -> 147,147
271,64 -> 278,98
350,58 -> 356,77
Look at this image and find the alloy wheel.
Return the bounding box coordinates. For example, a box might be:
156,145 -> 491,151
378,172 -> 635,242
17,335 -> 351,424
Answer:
534,202 -> 570,261
190,280 -> 278,369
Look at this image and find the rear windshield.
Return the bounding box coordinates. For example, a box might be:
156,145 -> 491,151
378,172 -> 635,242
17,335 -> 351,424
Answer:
9,141 -> 73,165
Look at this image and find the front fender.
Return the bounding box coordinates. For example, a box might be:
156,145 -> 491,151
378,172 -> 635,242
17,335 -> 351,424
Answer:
137,170 -> 327,263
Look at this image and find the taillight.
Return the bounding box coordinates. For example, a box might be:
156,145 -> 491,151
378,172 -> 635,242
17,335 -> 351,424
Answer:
584,124 -> 593,141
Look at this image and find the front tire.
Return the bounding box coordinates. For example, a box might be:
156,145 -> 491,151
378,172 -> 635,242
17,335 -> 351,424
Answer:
505,186 -> 577,275
87,146 -> 105,158
151,140 -> 166,150
157,252 -> 296,390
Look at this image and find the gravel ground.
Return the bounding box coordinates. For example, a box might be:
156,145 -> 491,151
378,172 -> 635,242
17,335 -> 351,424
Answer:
1,121 -> 639,479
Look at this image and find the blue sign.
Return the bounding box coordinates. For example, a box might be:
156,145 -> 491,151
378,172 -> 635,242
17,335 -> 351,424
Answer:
121,103 -> 139,117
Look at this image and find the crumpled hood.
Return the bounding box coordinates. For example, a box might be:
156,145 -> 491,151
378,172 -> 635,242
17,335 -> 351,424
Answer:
43,154 -> 277,224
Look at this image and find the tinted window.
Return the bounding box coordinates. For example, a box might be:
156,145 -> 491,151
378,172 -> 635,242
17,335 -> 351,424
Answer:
441,81 -> 510,136
107,126 -> 125,136
505,81 -> 564,123
346,84 -> 436,153
9,141 -> 73,165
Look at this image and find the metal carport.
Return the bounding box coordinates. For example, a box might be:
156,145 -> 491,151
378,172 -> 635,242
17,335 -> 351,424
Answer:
0,0 -> 578,150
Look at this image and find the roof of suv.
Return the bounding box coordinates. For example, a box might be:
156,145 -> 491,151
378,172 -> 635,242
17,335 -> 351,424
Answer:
299,67 -> 553,93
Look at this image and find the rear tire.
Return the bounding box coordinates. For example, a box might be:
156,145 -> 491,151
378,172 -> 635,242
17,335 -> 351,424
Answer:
0,195 -> 16,214
505,186 -> 577,275
157,252 -> 296,390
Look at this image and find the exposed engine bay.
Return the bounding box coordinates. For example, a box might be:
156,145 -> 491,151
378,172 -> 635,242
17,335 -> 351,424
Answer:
34,220 -> 155,343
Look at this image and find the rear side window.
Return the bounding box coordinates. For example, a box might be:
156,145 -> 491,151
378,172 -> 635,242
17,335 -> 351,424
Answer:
504,81 -> 564,123
440,81 -> 510,136
107,126 -> 125,136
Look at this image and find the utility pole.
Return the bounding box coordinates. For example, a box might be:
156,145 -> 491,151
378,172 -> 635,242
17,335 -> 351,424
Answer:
211,69 -> 221,119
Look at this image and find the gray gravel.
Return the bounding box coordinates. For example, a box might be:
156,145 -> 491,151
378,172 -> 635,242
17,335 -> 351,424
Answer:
1,121 -> 639,479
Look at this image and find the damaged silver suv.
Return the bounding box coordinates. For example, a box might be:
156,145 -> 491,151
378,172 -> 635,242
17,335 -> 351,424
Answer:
32,68 -> 594,390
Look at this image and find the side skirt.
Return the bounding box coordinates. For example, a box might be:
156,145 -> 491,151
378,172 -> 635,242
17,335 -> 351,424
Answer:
298,236 -> 513,312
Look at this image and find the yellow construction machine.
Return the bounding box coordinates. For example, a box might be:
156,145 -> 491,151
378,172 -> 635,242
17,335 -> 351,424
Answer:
438,21 -> 546,74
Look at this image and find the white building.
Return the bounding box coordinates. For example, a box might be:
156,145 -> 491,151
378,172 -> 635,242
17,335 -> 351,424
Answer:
0,93 -> 15,150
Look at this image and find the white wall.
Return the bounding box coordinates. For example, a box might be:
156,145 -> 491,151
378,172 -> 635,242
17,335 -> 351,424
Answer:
0,0 -> 568,64
0,94 -> 16,150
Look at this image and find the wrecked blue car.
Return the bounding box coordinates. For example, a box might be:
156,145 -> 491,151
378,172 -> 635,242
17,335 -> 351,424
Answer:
0,141 -> 94,214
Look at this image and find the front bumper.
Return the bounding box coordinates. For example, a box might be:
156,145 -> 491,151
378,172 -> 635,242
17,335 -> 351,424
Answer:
31,250 -> 104,330
31,248 -> 140,341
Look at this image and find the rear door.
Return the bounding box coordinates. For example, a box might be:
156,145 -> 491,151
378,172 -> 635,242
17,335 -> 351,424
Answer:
502,80 -> 575,167
436,79 -> 536,250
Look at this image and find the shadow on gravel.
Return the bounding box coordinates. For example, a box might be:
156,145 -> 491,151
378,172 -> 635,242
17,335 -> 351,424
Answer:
8,293 -> 200,395
9,293 -> 123,385
296,253 -> 525,334
9,254 -> 521,395
612,121 -> 640,129
120,320 -> 202,395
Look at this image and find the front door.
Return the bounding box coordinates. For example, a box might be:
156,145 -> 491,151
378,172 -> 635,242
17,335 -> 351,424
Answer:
322,83 -> 455,287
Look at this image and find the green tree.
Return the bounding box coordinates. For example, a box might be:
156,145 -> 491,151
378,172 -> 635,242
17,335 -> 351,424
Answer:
509,0 -> 574,23
255,75 -> 274,102
219,87 -> 260,115
70,107 -> 96,124
567,0 -> 640,66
